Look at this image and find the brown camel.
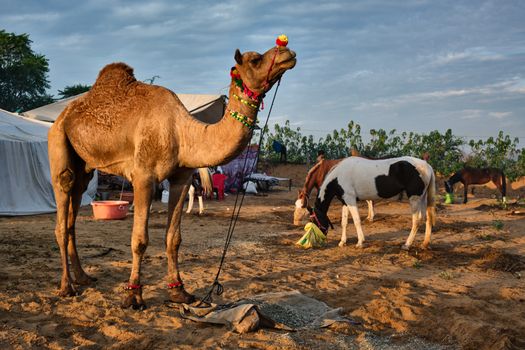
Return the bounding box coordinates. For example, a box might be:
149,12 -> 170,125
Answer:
48,39 -> 296,309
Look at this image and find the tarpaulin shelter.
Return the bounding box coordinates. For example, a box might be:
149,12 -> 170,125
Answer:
23,93 -> 226,124
221,144 -> 259,191
0,109 -> 96,215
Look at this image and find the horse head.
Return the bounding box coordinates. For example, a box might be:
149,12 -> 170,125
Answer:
293,189 -> 310,226
444,180 -> 453,194
308,206 -> 332,235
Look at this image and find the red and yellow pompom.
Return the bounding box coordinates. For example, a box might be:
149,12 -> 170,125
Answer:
230,67 -> 241,79
276,34 -> 288,47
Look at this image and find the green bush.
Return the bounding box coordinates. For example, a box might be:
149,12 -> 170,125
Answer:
258,120 -> 524,180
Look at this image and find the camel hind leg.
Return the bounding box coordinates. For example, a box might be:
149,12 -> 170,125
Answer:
67,167 -> 96,285
48,124 -> 78,296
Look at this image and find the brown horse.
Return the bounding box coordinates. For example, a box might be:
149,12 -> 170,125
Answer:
445,167 -> 506,204
293,158 -> 374,225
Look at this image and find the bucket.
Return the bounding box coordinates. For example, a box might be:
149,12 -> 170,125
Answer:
91,200 -> 129,220
161,190 -> 169,203
444,193 -> 454,204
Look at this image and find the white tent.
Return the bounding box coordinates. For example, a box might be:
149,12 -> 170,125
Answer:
23,93 -> 226,124
0,109 -> 96,215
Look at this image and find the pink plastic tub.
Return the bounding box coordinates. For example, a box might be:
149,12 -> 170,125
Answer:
91,200 -> 129,220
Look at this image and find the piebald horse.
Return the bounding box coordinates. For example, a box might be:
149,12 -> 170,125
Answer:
294,159 -> 375,226
185,169 -> 212,215
445,166 -> 506,204
311,156 -> 436,250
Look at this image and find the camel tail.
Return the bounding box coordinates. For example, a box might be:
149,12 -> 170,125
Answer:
427,168 -> 437,226
198,168 -> 213,194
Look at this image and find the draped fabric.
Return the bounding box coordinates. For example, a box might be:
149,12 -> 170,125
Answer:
0,109 -> 96,215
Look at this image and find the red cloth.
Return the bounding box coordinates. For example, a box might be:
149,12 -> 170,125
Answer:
212,173 -> 227,200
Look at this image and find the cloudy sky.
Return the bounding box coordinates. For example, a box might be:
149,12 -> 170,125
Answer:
2,0 -> 525,142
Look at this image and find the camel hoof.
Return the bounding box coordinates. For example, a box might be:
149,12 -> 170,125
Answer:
122,289 -> 146,310
169,287 -> 195,304
74,273 -> 97,286
58,284 -> 77,297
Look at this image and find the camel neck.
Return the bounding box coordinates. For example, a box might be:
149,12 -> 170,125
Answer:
176,81 -> 261,168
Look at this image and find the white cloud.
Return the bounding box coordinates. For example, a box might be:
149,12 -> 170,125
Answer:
489,111 -> 511,119
2,12 -> 61,23
431,47 -> 506,66
459,109 -> 483,120
112,3 -> 180,19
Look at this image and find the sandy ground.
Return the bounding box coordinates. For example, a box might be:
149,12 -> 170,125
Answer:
1,167 -> 524,350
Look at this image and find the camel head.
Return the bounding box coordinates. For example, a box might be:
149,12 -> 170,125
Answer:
233,37 -> 296,99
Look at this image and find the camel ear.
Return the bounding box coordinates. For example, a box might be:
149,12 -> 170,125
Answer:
234,49 -> 243,65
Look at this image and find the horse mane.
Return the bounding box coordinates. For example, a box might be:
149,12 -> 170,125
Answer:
303,161 -> 324,191
448,170 -> 463,184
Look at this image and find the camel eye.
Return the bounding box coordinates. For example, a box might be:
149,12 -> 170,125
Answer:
250,56 -> 262,65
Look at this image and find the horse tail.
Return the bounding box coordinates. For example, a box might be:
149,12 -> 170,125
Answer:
426,167 -> 437,226
198,168 -> 213,194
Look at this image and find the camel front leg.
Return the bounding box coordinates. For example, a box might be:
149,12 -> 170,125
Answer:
122,177 -> 153,310
166,175 -> 195,303
365,200 -> 375,222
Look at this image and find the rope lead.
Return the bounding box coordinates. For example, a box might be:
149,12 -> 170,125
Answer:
197,79 -> 282,306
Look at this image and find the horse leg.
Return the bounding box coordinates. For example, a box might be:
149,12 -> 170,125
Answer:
166,174 -> 195,303
68,169 -> 96,285
48,126 -> 76,296
122,175 -> 153,310
463,184 -> 468,204
493,177 -> 507,203
342,196 -> 365,248
198,195 -> 204,215
339,205 -> 349,247
186,185 -> 194,214
421,204 -> 434,249
365,200 -> 375,222
402,196 -> 423,250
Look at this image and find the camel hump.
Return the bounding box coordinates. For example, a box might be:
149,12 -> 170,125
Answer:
92,62 -> 137,90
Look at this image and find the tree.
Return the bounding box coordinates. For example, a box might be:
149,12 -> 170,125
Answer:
57,84 -> 91,99
0,30 -> 53,112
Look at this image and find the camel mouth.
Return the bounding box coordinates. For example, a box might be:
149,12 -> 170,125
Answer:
267,53 -> 296,84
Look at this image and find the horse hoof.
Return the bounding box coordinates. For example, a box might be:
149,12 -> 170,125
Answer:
338,241 -> 347,247
122,289 -> 146,310
421,244 -> 431,250
355,243 -> 364,249
401,244 -> 410,251
169,287 -> 195,304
